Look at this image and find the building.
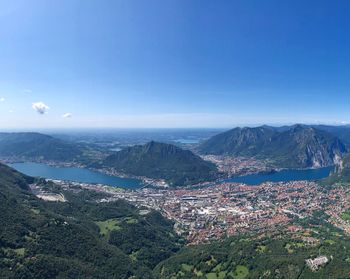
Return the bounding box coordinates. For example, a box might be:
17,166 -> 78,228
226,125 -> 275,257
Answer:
306,256 -> 329,271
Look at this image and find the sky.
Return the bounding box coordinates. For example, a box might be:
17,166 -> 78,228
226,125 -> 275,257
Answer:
1,0 -> 350,129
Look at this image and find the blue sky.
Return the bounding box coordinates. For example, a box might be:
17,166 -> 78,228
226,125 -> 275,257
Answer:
1,0 -> 350,128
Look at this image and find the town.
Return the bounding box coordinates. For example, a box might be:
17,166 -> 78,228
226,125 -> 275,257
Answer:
201,154 -> 276,177
39,178 -> 350,246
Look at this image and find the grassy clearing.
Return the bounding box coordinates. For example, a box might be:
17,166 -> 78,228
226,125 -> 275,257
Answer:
129,250 -> 139,262
181,263 -> 193,272
206,256 -> 217,266
341,212 -> 350,221
206,273 -> 218,279
125,217 -> 138,224
95,219 -> 121,237
213,263 -> 222,272
285,243 -> 294,254
325,239 -> 336,245
257,245 -> 268,253
30,208 -> 40,215
14,248 -> 25,256
194,269 -> 203,277
3,248 -> 26,257
218,271 -> 227,279
232,265 -> 249,279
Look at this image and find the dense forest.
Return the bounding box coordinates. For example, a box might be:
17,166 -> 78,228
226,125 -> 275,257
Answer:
0,163 -> 182,278
101,141 -> 219,186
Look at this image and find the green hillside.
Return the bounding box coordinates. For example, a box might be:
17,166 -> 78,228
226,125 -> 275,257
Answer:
0,132 -> 107,164
339,154 -> 350,181
101,141 -> 219,186
0,163 -> 182,278
0,132 -> 86,162
199,125 -> 347,168
154,215 -> 350,279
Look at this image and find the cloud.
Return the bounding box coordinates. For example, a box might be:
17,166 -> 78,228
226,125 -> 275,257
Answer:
62,112 -> 72,118
0,97 -> 4,102
32,102 -> 50,114
23,89 -> 32,93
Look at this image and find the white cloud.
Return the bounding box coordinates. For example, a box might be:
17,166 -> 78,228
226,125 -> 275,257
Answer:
32,102 -> 50,114
62,112 -> 72,118
23,89 -> 32,93
0,97 -> 5,102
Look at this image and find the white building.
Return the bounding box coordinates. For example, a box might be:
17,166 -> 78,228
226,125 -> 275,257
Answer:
306,256 -> 329,271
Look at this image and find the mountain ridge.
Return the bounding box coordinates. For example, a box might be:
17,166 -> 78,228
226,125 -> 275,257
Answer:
199,125 -> 347,168
0,132 -> 84,162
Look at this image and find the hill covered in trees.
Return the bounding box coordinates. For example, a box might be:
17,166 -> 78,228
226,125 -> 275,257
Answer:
0,163 -> 182,278
101,141 -> 219,186
154,213 -> 350,279
199,125 -> 347,168
0,132 -> 87,162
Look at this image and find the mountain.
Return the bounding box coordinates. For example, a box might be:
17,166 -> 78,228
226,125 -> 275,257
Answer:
262,124 -> 350,147
0,163 -> 182,278
0,132 -> 87,162
199,126 -> 276,157
327,153 -> 350,183
307,125 -> 350,147
0,162 -> 34,194
101,141 -> 219,186
199,125 -> 347,168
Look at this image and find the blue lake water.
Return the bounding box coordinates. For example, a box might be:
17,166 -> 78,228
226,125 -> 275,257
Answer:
9,162 -> 143,189
9,162 -> 333,189
224,166 -> 333,185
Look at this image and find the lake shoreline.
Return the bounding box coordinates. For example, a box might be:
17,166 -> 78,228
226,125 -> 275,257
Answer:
8,162 -> 144,189
7,160 -> 335,189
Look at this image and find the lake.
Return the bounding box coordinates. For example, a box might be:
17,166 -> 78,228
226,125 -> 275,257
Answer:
224,166 -> 333,185
9,162 -> 143,189
9,162 -> 334,189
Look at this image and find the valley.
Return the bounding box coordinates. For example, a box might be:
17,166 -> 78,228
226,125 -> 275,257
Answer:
24,163 -> 350,278
3,126 -> 350,278
3,3 -> 350,277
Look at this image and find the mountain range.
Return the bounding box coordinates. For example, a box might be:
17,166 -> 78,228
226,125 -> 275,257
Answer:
1,127 -> 349,186
199,125 -> 348,168
265,124 -> 350,147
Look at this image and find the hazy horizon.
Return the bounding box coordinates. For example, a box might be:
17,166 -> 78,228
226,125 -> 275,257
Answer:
1,122 -> 350,134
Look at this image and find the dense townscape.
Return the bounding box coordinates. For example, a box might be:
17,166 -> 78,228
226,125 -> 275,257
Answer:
201,155 -> 275,176
47,178 -> 350,247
